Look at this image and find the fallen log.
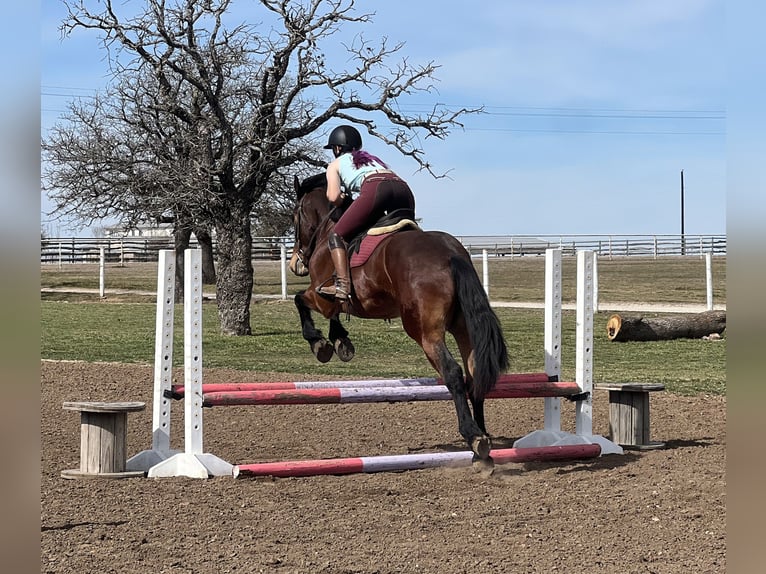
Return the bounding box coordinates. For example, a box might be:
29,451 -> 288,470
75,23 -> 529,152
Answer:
606,311 -> 726,342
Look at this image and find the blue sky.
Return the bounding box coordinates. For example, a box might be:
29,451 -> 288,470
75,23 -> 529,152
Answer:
41,0 -> 726,237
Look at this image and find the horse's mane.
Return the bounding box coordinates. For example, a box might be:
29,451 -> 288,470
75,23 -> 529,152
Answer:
299,173 -> 327,195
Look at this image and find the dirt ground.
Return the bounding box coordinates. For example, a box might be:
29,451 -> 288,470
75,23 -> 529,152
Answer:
41,360 -> 726,574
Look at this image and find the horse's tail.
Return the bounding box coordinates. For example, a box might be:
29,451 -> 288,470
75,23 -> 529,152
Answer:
450,256 -> 509,400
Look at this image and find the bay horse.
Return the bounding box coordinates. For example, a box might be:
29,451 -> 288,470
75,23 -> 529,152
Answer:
288,173 -> 509,467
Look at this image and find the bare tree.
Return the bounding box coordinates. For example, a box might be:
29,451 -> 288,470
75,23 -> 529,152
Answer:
43,0 -> 480,335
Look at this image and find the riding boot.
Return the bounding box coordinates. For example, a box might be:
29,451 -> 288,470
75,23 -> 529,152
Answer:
317,241 -> 351,301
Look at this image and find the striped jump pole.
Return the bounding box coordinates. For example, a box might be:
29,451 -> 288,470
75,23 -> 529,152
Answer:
202,380 -> 584,407
169,372 -> 554,397
234,443 -> 602,478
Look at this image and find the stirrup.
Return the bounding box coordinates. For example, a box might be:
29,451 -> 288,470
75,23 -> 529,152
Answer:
331,279 -> 351,301
333,291 -> 350,302
316,279 -> 350,301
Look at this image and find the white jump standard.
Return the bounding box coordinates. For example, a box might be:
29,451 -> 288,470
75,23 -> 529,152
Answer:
127,249 -> 233,478
513,250 -> 620,454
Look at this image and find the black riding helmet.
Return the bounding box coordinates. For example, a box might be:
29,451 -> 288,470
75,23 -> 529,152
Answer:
324,125 -> 363,152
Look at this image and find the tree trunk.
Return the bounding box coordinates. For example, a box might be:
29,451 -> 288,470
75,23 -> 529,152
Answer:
194,227 -> 217,285
606,311 -> 726,342
214,204 -> 254,336
173,221 -> 215,297
173,227 -> 193,301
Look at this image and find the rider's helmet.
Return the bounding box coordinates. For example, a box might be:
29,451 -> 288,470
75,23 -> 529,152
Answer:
324,125 -> 363,153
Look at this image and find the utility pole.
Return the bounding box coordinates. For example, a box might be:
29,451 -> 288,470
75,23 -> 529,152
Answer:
680,169 -> 686,255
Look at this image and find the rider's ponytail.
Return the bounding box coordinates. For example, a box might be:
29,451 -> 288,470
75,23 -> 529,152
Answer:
351,150 -> 388,169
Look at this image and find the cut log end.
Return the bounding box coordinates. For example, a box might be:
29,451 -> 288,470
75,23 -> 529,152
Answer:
606,314 -> 622,340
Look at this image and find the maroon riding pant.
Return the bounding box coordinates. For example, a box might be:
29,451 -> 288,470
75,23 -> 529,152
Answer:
334,173 -> 415,241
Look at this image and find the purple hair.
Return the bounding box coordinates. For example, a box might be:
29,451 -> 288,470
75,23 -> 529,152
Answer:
351,150 -> 388,169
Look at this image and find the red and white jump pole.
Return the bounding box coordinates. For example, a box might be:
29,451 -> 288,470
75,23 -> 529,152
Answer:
169,371 -> 555,397
201,380 -> 583,407
234,444 -> 602,478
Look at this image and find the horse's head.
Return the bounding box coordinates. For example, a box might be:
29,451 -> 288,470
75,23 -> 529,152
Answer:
289,173 -> 332,276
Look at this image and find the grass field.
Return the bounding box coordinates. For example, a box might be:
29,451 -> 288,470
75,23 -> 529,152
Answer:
40,255 -> 726,396
41,254 -> 726,304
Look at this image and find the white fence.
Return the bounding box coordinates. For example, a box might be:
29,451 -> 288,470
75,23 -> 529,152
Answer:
40,234 -> 725,265
456,234 -> 726,259
40,237 -> 284,264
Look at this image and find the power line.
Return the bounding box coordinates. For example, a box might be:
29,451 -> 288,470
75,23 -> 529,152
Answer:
41,85 -> 725,116
41,92 -> 97,98
395,102 -> 726,117
473,111 -> 723,120
42,85 -> 100,91
466,127 -> 723,136
468,104 -> 723,115
41,84 -> 725,135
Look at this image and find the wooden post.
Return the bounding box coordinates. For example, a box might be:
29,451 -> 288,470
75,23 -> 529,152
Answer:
61,401 -> 146,479
594,384 -> 665,450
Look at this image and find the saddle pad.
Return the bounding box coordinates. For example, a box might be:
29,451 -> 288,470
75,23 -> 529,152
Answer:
350,234 -> 390,268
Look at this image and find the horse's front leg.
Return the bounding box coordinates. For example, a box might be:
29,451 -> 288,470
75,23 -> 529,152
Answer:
294,290 -> 334,363
328,315 -> 355,362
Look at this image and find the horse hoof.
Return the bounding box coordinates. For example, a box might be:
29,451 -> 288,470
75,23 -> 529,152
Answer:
311,340 -> 334,363
471,436 -> 492,461
334,338 -> 355,362
472,456 -> 495,477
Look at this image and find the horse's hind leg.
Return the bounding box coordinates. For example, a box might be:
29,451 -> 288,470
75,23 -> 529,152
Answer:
472,395 -> 487,436
452,325 -> 487,434
402,310 -> 490,459
294,291 -> 334,363
328,316 -> 355,362
413,330 -> 492,462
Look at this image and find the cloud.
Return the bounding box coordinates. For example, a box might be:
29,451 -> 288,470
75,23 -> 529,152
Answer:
420,0 -> 723,108
504,0 -> 716,47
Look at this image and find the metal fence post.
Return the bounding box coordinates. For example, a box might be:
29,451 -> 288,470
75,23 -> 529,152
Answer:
99,247 -> 105,298
706,252 -> 713,310
280,244 -> 287,300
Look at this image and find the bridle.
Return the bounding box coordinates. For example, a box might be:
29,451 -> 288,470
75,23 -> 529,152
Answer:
293,190 -> 340,270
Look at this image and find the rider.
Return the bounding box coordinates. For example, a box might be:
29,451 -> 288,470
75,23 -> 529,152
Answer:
317,125 -> 415,301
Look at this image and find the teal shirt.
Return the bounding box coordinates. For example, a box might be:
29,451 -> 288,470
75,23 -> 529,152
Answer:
337,153 -> 387,195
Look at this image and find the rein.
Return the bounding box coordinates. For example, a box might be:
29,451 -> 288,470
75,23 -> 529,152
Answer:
294,192 -> 340,268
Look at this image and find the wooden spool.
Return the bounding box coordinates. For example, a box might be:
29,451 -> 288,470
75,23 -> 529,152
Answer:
594,384 -> 665,450
61,401 -> 146,479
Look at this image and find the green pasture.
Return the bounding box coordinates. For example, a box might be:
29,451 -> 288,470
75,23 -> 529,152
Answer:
41,254 -> 726,396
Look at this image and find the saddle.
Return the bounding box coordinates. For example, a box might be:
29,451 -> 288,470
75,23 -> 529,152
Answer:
348,209 -> 419,268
